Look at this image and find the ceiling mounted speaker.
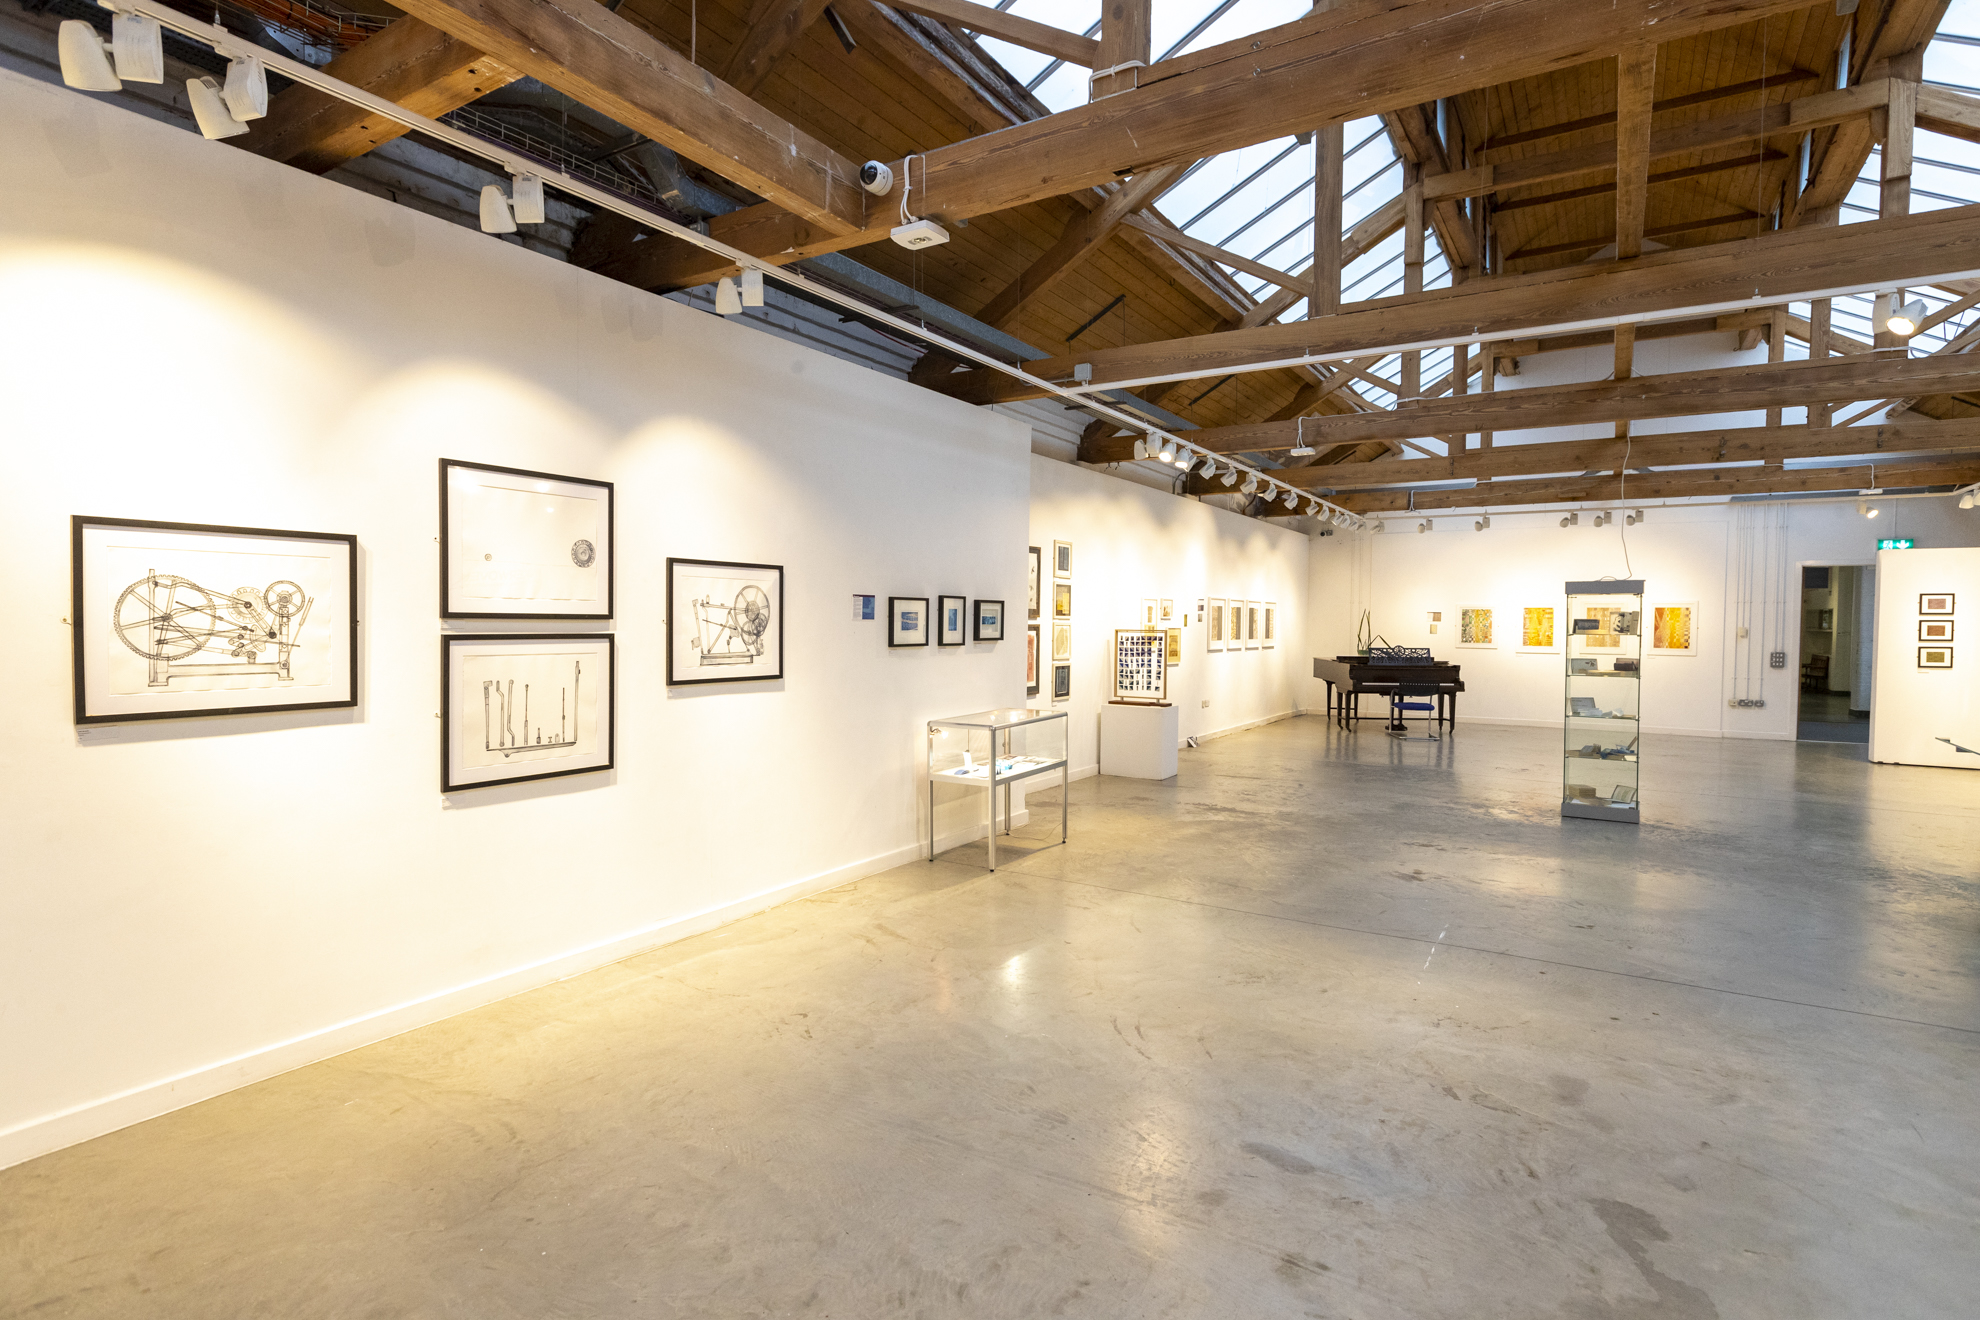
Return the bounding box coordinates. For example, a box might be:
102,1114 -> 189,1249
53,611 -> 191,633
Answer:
58,20 -> 120,91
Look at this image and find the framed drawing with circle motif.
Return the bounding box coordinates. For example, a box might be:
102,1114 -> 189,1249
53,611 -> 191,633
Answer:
441,458 -> 613,619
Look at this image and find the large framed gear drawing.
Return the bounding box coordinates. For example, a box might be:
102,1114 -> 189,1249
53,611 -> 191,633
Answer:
72,516 -> 358,724
440,458 -> 614,620
665,558 -> 784,685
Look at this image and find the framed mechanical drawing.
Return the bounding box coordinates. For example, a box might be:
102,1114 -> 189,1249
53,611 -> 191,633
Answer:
1456,604 -> 1496,649
666,558 -> 783,685
72,516 -> 357,725
889,595 -> 929,647
1053,582 -> 1072,619
1262,603 -> 1277,648
1519,605 -> 1559,653
974,599 -> 1005,642
938,594 -> 967,646
1026,624 -> 1041,698
1052,621 -> 1072,661
1052,661 -> 1072,701
440,458 -> 612,619
1207,598 -> 1226,652
1244,600 -> 1262,650
1028,546 -> 1042,619
1650,601 -> 1698,656
443,633 -> 614,792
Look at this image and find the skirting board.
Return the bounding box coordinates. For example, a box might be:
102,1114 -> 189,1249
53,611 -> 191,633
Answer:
0,815 -> 1018,1172
1188,708 -> 1300,745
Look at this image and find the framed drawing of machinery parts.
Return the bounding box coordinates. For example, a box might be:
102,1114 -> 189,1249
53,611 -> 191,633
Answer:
667,558 -> 783,685
441,458 -> 613,619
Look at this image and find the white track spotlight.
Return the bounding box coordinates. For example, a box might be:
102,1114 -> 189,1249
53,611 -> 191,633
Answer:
1132,438 -> 1148,460
1560,511 -> 1580,527
112,12 -> 163,82
1959,490 -> 1976,509
1625,508 -> 1646,525
222,56 -> 267,121
1157,439 -> 1176,464
1858,499 -> 1881,519
1475,514 -> 1491,531
1198,455 -> 1219,477
187,77 -> 249,139
1240,474 -> 1259,495
1221,466 -> 1238,487
1282,488 -> 1298,508
739,267 -> 765,308
1173,447 -> 1194,469
478,184 -> 517,234
714,276 -> 743,315
1418,519 -> 1431,533
1886,298 -> 1928,338
58,20 -> 120,90
510,174 -> 546,225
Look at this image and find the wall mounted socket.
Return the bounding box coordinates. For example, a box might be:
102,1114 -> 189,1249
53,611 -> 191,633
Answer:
1727,698 -> 1767,708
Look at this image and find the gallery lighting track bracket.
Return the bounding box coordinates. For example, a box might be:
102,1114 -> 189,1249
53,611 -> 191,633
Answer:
81,0 -> 1365,531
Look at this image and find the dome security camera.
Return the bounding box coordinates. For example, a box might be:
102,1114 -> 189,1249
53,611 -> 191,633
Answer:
860,161 -> 895,195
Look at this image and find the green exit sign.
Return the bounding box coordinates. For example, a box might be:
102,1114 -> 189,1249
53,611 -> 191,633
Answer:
1878,538 -> 1916,550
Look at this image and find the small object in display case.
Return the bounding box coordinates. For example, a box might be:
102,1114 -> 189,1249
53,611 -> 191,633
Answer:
889,596 -> 929,647
440,458 -> 612,619
667,559 -> 783,685
926,707 -> 1070,871
937,594 -> 965,646
72,515 -> 357,724
974,599 -> 1005,642
443,633 -> 614,792
1113,629 -> 1168,702
1563,578 -> 1643,824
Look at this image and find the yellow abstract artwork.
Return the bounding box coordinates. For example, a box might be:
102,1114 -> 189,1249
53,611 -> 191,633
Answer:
1654,605 -> 1693,651
1523,607 -> 1554,648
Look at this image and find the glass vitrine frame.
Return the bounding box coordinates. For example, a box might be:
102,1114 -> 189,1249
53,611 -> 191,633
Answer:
1562,579 -> 1643,824
926,707 -> 1070,869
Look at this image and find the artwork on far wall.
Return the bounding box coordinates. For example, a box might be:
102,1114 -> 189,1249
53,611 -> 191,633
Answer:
1650,601 -> 1698,656
1052,621 -> 1072,662
938,594 -> 966,647
667,559 -> 783,684
974,599 -> 1005,642
889,596 -> 929,647
1262,603 -> 1277,648
1244,600 -> 1261,650
1053,540 -> 1073,579
1052,661 -> 1072,701
1919,619 -> 1954,642
1027,546 -> 1042,620
1919,593 -> 1955,615
1207,597 -> 1226,652
1142,597 -> 1158,626
442,633 -> 614,792
1519,605 -> 1559,653
1456,604 -> 1497,649
1166,628 -> 1183,665
1919,645 -> 1953,669
71,515 -> 357,725
1026,624 -> 1041,697
1053,581 -> 1073,619
1114,629 -> 1167,701
440,458 -> 613,619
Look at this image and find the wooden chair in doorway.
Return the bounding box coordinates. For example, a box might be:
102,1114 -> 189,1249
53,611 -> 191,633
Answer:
1800,653 -> 1830,693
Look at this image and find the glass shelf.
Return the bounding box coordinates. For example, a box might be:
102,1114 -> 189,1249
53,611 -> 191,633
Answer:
926,707 -> 1070,870
1563,579 -> 1644,824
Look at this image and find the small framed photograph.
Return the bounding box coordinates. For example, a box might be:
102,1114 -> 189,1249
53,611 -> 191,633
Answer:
1919,646 -> 1953,669
890,596 -> 929,647
1920,619 -> 1954,642
1026,623 -> 1041,697
1027,546 -> 1042,619
1262,602 -> 1277,648
72,515 -> 357,725
1053,581 -> 1072,619
937,594 -> 966,646
443,633 -> 614,792
440,458 -> 612,619
974,598 -> 1005,642
1051,661 -> 1072,701
1160,598 -> 1175,625
1053,540 -> 1072,579
1816,608 -> 1834,632
1207,597 -> 1226,652
667,559 -> 783,685
1052,621 -> 1072,661
1920,593 -> 1955,615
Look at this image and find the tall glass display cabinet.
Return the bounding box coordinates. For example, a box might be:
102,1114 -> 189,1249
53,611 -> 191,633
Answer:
1562,579 -> 1643,823
926,707 -> 1070,869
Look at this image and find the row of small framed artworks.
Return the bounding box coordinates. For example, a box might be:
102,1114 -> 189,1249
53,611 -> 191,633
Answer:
887,596 -> 1006,647
1205,598 -> 1275,651
1916,591 -> 1956,669
1438,602 -> 1698,655
1026,542 -> 1075,622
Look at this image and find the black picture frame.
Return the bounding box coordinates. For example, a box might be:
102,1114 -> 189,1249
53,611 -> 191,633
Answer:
1919,593 -> 1955,615
937,594 -> 967,646
71,515 -> 358,725
889,596 -> 930,647
1027,623 -> 1041,698
442,633 -> 615,792
974,598 -> 1006,642
440,458 -> 614,620
1919,619 -> 1954,642
1028,546 -> 1042,620
1918,645 -> 1953,669
666,558 -> 784,685
1052,661 -> 1072,700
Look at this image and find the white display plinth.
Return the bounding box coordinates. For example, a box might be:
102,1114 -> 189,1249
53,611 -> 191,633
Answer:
1101,701 -> 1179,780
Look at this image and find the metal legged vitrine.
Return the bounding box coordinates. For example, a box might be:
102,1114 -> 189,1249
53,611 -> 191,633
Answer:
926,707 -> 1070,870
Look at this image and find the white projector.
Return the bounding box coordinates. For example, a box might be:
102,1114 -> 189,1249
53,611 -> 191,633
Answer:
890,218 -> 951,250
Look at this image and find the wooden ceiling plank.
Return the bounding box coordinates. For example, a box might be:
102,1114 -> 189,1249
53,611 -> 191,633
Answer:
1614,46 -> 1658,260
1480,68 -> 1821,153
883,0 -> 1100,67
722,0 -> 831,96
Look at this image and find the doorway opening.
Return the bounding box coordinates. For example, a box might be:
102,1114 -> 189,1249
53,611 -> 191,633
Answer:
1797,564 -> 1874,743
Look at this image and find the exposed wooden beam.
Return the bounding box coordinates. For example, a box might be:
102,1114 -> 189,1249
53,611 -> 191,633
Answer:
842,3 -> 1025,135
393,0 -> 867,234
970,166 -> 1182,331
937,204 -> 1980,402
884,0 -> 1100,67
245,17 -> 521,173
1279,418 -> 1980,490
1614,45 -> 1656,261
1183,353 -> 1980,454
1504,209 -> 1760,263
1092,0 -> 1151,98
1918,83 -> 1980,146
722,0 -> 832,97
1492,150 -> 1787,215
1480,69 -> 1823,152
1312,121 -> 1343,316
1335,457 -> 1980,513
1794,0 -> 1946,222
1120,215 -> 1306,293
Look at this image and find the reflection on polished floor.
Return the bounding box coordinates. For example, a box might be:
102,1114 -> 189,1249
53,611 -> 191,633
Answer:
5,720 -> 1977,1319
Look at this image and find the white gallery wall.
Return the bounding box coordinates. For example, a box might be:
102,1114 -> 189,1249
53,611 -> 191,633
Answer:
1028,457 -> 1309,776
0,68 -> 1034,1167
1869,546 -> 1980,768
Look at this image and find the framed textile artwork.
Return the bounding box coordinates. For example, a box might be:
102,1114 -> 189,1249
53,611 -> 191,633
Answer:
440,458 -> 612,619
1114,629 -> 1167,701
1053,582 -> 1073,619
1262,603 -> 1276,648
442,633 -> 614,792
1519,605 -> 1558,653
889,596 -> 929,647
1456,605 -> 1496,649
1918,646 -> 1953,669
72,516 -> 357,725
974,599 -> 1005,642
1244,601 -> 1261,650
1052,661 -> 1072,701
1027,546 -> 1042,619
937,594 -> 966,647
1166,628 -> 1183,665
1919,619 -> 1954,642
666,559 -> 783,684
1207,598 -> 1226,651
1053,541 -> 1072,579
1650,602 -> 1698,656
1919,593 -> 1955,615
1026,624 -> 1041,697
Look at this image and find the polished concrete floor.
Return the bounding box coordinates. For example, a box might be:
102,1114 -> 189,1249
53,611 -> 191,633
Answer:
5,720 -> 1978,1319
1798,688 -> 1870,744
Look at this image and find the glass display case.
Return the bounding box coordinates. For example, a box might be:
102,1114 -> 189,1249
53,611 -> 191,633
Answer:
926,707 -> 1070,869
1562,579 -> 1643,824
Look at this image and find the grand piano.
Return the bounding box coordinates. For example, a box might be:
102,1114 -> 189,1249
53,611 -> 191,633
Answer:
1313,649 -> 1465,732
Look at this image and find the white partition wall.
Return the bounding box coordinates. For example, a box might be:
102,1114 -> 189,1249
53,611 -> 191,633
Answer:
0,68 -> 1031,1167
1869,547 -> 1980,768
